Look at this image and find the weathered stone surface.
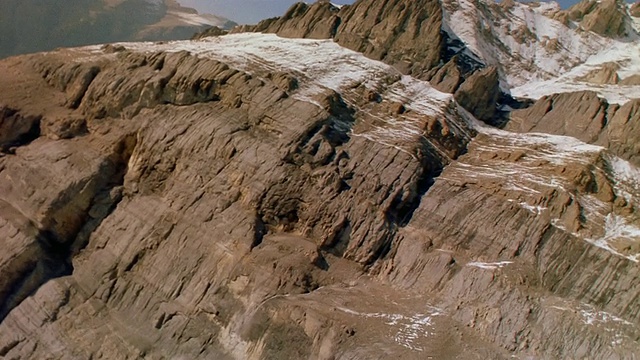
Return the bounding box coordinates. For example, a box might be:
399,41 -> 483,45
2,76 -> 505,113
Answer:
578,62 -> 620,84
0,106 -> 41,150
381,128 -> 640,358
580,0 -> 630,37
238,0 -> 450,81
426,56 -> 464,93
192,26 -> 229,40
507,91 -> 611,143
0,1 -> 639,359
454,67 -> 501,124
631,2 -> 640,17
219,0 -> 502,123
0,43 -> 489,359
507,92 -> 640,167
251,2 -> 342,39
621,74 -> 640,85
596,99 -> 640,166
560,0 -> 631,37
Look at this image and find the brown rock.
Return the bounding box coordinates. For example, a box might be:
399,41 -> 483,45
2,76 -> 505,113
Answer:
620,74 -> 640,85
507,91 -> 609,143
564,0 -> 630,37
40,115 -> 87,140
631,2 -> 640,17
428,56 -> 464,93
0,4 -> 639,360
577,62 -> 620,84
597,99 -> 640,166
251,2 -> 342,39
252,0 -> 446,80
454,66 -> 501,123
191,26 -> 228,40
0,106 -> 41,150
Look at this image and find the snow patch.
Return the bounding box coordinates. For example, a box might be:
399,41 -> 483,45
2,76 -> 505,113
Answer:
585,214 -> 640,263
519,202 -> 547,215
511,30 -> 640,104
168,11 -> 229,27
466,261 -> 513,270
608,155 -> 640,203
336,306 -> 443,352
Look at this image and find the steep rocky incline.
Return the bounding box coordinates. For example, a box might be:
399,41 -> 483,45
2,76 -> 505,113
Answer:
507,91 -> 640,167
0,0 -> 639,359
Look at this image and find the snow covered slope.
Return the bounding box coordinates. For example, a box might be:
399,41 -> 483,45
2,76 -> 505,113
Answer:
442,0 -> 640,104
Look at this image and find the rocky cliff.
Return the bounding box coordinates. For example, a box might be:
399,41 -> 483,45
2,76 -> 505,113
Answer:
0,0 -> 236,59
0,0 -> 639,359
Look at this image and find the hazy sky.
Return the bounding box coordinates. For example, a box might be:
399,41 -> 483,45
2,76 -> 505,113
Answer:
178,0 -> 630,25
178,0 -> 355,24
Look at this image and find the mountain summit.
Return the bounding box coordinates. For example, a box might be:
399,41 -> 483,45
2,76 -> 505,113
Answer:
0,0 -> 639,359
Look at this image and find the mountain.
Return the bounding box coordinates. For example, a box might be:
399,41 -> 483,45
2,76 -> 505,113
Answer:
0,0 -> 236,59
0,0 -> 639,359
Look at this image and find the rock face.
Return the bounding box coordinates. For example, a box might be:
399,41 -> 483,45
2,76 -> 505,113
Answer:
632,2 -> 640,17
227,0 -> 495,123
507,91 -> 612,143
579,62 -> 621,84
0,0 -> 236,59
507,92 -> 640,167
240,0 -> 451,80
0,0 -> 639,359
567,0 -> 631,37
453,67 -> 501,124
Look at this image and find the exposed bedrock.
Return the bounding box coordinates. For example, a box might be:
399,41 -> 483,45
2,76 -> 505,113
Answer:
507,91 -> 640,167
0,11 -> 638,359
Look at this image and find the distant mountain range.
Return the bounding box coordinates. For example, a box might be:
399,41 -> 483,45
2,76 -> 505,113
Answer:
0,0 -> 236,59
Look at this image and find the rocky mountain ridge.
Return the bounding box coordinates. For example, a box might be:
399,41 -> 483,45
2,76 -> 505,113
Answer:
0,0 -> 639,359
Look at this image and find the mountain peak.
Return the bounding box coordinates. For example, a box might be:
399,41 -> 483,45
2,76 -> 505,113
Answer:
561,0 -> 636,37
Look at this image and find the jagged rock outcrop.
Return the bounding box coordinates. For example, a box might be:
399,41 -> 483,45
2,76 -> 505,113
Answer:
597,99 -> 640,166
223,0 -> 498,123
578,62 -> 621,84
506,91 -> 640,167
240,0 -> 447,79
425,62 -> 462,94
192,26 -> 229,40
247,2 -> 342,39
507,91 -> 613,143
632,2 -> 640,17
621,74 -> 640,85
453,67 -> 501,124
566,0 -> 631,37
0,106 -> 41,150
